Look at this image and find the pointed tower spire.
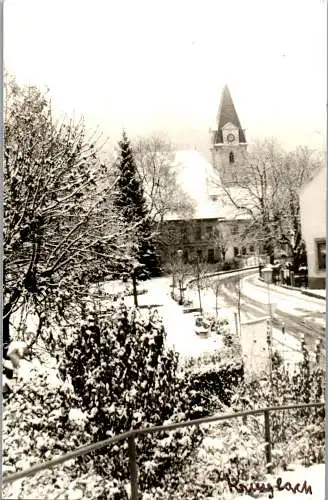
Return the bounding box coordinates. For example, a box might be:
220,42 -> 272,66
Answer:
214,85 -> 246,144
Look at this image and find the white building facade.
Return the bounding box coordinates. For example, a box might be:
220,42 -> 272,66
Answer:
299,166 -> 326,289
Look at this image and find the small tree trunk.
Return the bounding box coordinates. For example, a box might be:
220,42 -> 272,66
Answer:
132,273 -> 138,307
3,313 -> 10,358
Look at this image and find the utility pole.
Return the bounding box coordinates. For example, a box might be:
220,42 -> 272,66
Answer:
263,265 -> 273,392
196,256 -> 203,315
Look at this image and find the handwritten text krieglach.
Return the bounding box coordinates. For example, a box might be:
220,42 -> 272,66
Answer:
224,473 -> 313,498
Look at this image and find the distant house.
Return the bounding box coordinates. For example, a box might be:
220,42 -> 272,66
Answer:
299,166 -> 326,289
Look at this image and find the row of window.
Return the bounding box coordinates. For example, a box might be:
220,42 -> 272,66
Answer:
234,246 -> 255,257
180,246 -> 255,265
179,222 -> 251,244
181,225 -> 217,242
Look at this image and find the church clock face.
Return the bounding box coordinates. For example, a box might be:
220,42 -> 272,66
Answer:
227,133 -> 235,143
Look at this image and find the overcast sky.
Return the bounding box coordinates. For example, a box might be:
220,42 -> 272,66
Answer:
4,0 -> 327,160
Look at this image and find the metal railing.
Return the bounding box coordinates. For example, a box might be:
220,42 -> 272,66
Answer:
3,401 -> 324,499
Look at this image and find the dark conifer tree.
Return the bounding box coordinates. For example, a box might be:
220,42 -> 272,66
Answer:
114,131 -> 161,290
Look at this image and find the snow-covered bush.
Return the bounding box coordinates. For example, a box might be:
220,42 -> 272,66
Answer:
166,343 -> 325,498
58,302 -> 203,491
138,420 -> 268,500
199,312 -> 230,335
3,349 -> 108,499
189,360 -> 244,411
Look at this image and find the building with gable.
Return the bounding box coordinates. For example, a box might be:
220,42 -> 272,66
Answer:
159,150 -> 257,266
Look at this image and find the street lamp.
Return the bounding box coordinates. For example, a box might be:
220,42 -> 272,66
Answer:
262,264 -> 273,388
177,249 -> 184,305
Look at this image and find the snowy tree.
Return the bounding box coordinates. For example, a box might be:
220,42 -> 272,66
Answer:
4,77 -> 133,353
113,132 -> 161,303
218,139 -> 322,265
270,146 -> 322,269
133,135 -> 195,225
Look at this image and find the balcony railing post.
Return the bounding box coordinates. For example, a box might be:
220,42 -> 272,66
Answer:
128,435 -> 138,500
264,409 -> 273,474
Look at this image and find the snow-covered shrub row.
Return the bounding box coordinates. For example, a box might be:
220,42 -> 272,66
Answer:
3,303 -> 205,498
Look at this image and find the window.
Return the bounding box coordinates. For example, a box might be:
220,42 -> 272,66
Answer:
229,151 -> 235,164
197,249 -> 202,260
195,225 -> 202,241
234,247 -> 239,257
205,225 -> 213,239
316,239 -> 326,270
211,195 -> 218,202
207,249 -> 215,263
249,245 -> 255,253
242,246 -> 247,256
181,224 -> 188,242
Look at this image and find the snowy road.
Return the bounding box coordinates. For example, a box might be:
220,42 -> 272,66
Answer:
219,272 -> 325,363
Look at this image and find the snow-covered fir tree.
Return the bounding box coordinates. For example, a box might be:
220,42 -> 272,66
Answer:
114,131 -> 161,283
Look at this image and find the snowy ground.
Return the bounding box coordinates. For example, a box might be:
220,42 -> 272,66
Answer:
104,277 -> 224,359
103,274 -> 324,367
12,273 -> 324,367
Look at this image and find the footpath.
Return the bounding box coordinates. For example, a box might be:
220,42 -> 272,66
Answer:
113,277 -> 223,359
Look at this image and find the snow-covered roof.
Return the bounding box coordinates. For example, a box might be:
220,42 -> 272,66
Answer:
163,150 -> 252,221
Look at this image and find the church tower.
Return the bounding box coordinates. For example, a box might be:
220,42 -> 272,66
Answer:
210,85 -> 247,186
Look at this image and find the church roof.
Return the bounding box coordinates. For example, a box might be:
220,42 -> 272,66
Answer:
163,150 -> 252,221
214,85 -> 246,144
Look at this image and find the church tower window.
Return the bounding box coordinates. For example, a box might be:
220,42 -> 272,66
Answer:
229,151 -> 234,164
